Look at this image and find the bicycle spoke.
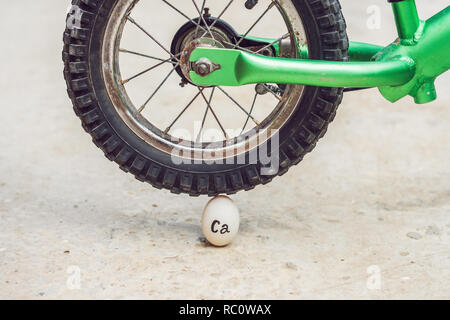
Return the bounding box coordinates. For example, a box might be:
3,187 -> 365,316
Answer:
195,0 -> 207,34
198,87 -> 229,139
138,63 -> 179,113
222,40 -> 259,54
218,87 -> 260,126
119,49 -> 178,64
191,0 -> 215,39
233,1 -> 275,49
262,84 -> 282,101
162,0 -> 209,35
164,90 -> 203,134
241,93 -> 258,134
196,87 -> 215,142
121,54 -> 180,84
127,16 -> 179,62
222,39 -> 281,57
201,0 -> 234,37
255,33 -> 290,54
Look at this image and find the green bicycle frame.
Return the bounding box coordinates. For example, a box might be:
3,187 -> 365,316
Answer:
190,0 -> 450,104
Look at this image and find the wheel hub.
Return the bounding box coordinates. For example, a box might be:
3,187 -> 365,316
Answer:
170,15 -> 237,85
179,38 -> 223,82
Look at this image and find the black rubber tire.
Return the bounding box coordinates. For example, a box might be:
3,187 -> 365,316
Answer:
63,0 -> 349,196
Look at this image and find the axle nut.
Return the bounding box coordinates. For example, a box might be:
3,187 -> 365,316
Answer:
194,62 -> 210,76
193,58 -> 221,77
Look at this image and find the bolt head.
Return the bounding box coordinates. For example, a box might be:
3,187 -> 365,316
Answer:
255,83 -> 268,95
196,63 -> 209,75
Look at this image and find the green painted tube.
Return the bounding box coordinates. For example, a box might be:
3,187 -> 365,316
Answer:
391,0 -> 420,42
189,48 -> 415,88
348,42 -> 383,62
298,42 -> 383,61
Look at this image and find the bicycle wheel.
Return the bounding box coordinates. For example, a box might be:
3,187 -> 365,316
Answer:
63,0 -> 348,196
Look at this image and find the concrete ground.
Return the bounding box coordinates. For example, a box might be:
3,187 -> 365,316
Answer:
0,1 -> 449,299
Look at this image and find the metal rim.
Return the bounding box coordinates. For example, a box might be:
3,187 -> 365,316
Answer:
102,0 -> 307,161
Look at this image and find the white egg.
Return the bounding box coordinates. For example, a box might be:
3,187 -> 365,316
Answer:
202,196 -> 240,247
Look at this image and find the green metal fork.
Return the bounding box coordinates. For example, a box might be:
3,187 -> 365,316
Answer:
189,0 -> 450,104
